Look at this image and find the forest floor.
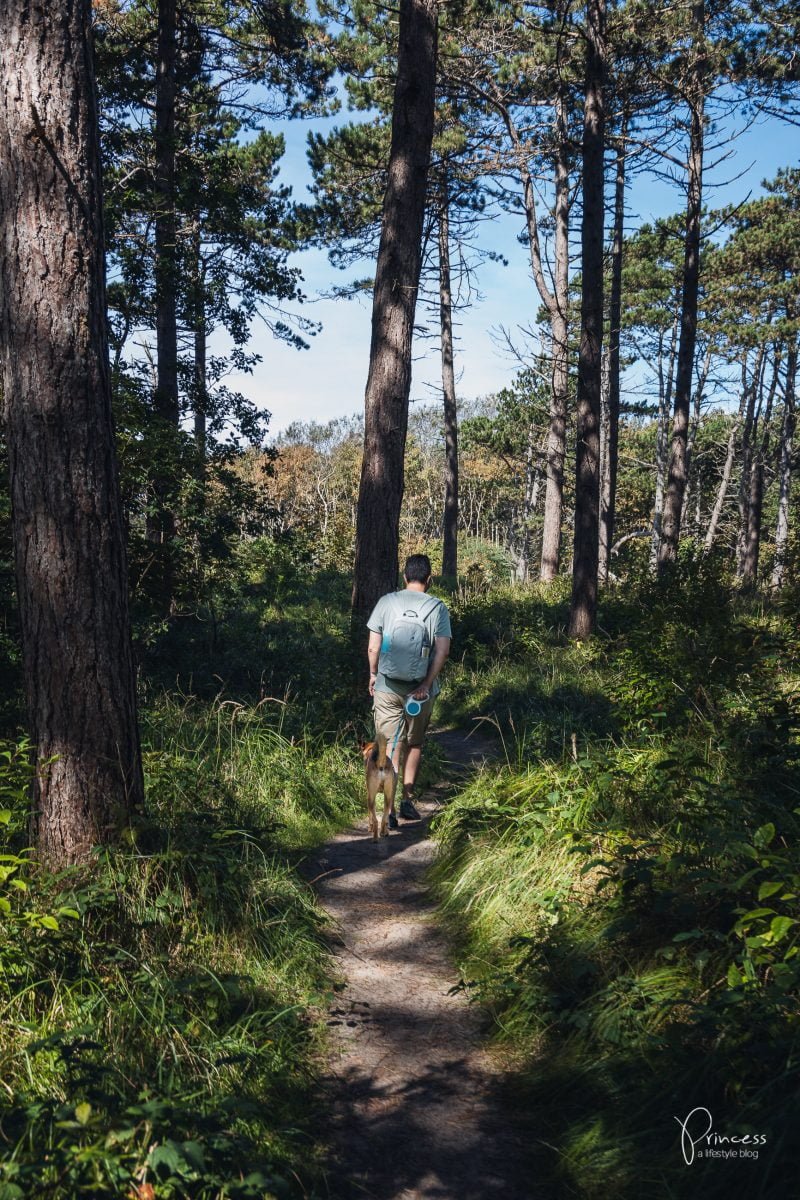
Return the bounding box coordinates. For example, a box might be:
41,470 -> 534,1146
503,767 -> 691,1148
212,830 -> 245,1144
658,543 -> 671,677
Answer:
306,728 -> 537,1200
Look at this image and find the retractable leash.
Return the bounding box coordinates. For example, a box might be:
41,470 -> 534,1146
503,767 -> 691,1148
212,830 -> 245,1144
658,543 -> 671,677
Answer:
389,688 -> 428,760
405,695 -> 428,717
389,715 -> 405,760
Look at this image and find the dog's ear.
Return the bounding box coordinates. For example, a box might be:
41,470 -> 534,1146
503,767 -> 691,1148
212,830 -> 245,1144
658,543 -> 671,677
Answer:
361,741 -> 376,760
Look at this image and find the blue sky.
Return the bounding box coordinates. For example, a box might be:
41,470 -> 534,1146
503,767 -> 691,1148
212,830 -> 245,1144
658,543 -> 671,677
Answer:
222,102 -> 795,437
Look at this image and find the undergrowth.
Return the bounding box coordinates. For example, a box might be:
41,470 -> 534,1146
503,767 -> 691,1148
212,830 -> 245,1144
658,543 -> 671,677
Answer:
0,699 -> 363,1199
4,552 -> 799,1198
136,557 -> 356,734
433,559 -> 800,1198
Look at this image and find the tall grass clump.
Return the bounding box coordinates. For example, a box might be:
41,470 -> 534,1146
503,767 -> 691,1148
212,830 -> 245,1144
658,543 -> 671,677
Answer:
0,697 -> 364,1199
433,558 -> 800,1199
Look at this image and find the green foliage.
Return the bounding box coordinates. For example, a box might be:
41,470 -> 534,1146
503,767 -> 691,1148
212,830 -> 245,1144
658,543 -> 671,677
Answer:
0,702 -> 363,1198
93,0 -> 338,627
707,169 -> 800,348
433,566 -> 800,1197
136,554 -> 361,734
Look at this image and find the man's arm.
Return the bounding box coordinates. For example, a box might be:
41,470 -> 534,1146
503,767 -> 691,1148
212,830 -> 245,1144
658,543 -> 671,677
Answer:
413,636 -> 451,699
367,630 -> 382,697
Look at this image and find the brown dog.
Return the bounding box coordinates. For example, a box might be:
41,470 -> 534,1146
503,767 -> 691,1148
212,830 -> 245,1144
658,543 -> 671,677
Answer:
362,734 -> 397,840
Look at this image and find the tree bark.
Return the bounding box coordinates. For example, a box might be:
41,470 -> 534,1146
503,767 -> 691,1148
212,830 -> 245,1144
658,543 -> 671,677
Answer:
514,424 -> 544,583
703,380 -> 747,553
148,0 -> 179,549
540,87 -> 571,582
568,0 -> 606,640
0,0 -> 144,865
680,343 -> 712,536
736,347 -> 764,577
194,327 -> 207,458
742,347 -> 780,584
192,220 -> 207,469
599,346 -> 612,581
599,111 -> 626,584
498,85 -> 570,583
772,338 -> 796,589
351,0 -> 437,620
439,186 -> 459,580
658,0 -> 705,568
649,315 -> 678,569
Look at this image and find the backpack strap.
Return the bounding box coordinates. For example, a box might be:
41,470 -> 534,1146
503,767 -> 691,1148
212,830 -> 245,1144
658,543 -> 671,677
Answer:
420,596 -> 443,622
419,596 -> 444,635
384,590 -> 407,626
383,591 -> 440,625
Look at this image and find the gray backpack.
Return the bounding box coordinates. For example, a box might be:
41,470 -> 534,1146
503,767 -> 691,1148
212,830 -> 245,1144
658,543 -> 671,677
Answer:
378,594 -> 442,682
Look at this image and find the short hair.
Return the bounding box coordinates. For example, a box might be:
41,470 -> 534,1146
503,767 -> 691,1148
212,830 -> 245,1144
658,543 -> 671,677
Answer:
404,554 -> 432,583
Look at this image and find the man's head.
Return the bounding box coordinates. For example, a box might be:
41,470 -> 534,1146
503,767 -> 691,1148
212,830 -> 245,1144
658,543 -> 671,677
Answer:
404,554 -> 432,588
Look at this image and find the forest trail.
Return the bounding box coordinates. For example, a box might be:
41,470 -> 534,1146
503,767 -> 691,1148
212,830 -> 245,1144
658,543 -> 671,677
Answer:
308,729 -> 535,1200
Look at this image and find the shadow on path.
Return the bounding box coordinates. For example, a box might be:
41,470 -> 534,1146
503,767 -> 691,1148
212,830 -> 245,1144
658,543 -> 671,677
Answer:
308,728 -> 539,1200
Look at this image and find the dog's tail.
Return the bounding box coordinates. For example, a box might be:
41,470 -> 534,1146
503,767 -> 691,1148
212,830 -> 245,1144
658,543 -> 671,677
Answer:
376,732 -> 389,769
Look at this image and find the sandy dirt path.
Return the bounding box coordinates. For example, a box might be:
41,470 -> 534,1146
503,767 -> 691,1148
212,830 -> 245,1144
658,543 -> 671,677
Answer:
308,729 -> 536,1200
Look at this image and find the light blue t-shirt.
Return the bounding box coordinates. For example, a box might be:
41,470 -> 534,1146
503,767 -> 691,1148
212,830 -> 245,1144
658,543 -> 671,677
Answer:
367,589 -> 452,697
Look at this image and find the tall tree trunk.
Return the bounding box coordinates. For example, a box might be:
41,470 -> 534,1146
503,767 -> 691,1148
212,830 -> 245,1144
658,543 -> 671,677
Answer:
514,425 -> 544,583
649,315 -> 679,568
351,0 -> 437,620
192,221 -> 207,470
0,0 -> 144,865
742,347 -> 780,584
568,0 -> 606,639
736,348 -> 764,577
498,83 -> 570,583
703,379 -> 747,553
599,347 -> 612,581
658,0 -> 705,568
148,0 -> 179,551
681,343 -> 712,535
540,87 -> 571,582
599,110 -> 626,584
439,185 -> 459,580
194,325 -> 207,461
772,338 -> 797,589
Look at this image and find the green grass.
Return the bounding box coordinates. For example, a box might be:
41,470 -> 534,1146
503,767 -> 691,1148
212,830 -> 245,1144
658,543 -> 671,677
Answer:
0,697 -> 364,1199
432,564 -> 800,1198
3,558 -> 799,1198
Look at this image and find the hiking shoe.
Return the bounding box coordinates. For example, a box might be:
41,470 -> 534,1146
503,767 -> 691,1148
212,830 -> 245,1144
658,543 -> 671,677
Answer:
399,798 -> 421,820
388,811 -> 399,831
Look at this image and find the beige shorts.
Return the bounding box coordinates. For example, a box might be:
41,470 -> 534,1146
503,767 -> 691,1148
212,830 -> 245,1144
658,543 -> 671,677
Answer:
373,688 -> 434,749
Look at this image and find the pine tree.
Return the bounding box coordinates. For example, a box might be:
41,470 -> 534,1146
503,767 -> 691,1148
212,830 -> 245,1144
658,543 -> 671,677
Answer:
568,0 -> 607,639
96,0 -> 329,615
0,0 -> 143,865
351,0 -> 438,619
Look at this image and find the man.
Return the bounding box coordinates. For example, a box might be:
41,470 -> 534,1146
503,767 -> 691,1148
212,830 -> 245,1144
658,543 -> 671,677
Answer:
366,554 -> 452,827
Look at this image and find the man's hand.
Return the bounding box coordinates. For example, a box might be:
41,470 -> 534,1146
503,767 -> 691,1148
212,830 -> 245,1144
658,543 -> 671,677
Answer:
416,635 -> 450,700
367,631 -> 382,698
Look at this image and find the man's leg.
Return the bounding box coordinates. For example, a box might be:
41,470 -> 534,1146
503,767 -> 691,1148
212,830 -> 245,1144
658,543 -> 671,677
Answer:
398,744 -> 423,819
398,698 -> 434,818
403,745 -> 423,792
374,690 -> 405,751
373,690 -> 407,829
